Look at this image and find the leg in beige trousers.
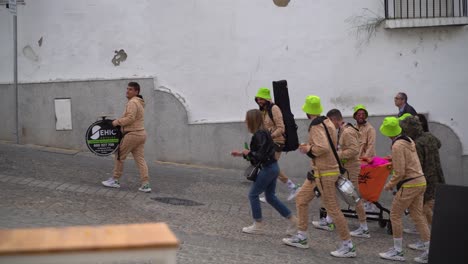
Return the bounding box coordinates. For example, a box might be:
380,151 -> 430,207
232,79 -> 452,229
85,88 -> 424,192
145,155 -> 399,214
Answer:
275,151 -> 289,183
316,175 -> 351,240
347,164 -> 366,223
296,179 -> 317,231
423,199 -> 435,226
390,186 -> 430,242
113,131 -> 149,184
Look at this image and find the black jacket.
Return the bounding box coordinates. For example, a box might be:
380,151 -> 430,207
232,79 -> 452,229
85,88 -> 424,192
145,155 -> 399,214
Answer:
245,130 -> 276,166
398,103 -> 417,117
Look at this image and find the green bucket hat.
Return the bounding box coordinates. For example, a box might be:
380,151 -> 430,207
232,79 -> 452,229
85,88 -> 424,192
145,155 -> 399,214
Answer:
380,116 -> 402,137
255,87 -> 272,100
399,113 -> 413,121
353,104 -> 368,118
302,95 -> 323,115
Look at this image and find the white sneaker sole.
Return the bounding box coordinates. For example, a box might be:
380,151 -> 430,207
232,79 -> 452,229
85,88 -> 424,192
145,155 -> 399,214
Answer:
282,239 -> 309,249
138,188 -> 152,193
408,245 -> 427,251
379,253 -> 405,261
242,228 -> 264,235
102,182 -> 120,188
350,232 -> 371,238
331,251 -> 356,258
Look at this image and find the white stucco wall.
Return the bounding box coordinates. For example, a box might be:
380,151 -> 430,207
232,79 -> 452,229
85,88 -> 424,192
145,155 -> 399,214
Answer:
1,0 -> 468,153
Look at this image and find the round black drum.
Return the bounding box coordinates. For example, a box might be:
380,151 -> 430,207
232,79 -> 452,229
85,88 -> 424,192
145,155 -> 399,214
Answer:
85,118 -> 122,156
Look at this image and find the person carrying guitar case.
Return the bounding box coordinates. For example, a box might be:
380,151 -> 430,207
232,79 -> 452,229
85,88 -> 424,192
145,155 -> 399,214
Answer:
255,87 -> 300,201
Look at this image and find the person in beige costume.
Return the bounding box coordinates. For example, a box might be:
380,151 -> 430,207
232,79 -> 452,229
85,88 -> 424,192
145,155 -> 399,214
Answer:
282,96 -> 356,258
314,109 -> 370,238
378,117 -> 430,264
101,82 -> 151,193
353,104 -> 379,213
254,88 -> 299,201
353,104 -> 376,159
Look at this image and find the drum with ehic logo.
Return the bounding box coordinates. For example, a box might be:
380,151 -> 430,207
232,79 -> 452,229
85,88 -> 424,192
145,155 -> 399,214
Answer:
85,117 -> 122,156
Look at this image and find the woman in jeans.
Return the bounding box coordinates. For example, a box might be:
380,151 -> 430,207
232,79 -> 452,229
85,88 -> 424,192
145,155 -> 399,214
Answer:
231,109 -> 296,234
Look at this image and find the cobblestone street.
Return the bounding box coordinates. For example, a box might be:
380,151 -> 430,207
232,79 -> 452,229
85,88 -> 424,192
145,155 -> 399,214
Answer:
0,142 -> 422,263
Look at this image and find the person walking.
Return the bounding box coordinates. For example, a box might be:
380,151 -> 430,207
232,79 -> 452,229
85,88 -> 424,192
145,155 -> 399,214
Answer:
101,82 -> 151,193
378,117 -> 430,263
400,115 -> 445,237
353,104 -> 376,159
283,96 -> 356,258
394,92 -> 417,117
353,104 -> 379,212
231,109 -> 296,235
255,87 -> 300,201
314,109 -> 370,238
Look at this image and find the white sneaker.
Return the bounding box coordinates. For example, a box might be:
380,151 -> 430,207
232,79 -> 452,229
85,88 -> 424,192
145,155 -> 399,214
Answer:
414,251 -> 429,263
350,227 -> 371,238
259,196 -> 267,203
364,202 -> 379,213
101,178 -> 120,188
287,185 -> 300,201
312,218 -> 335,231
138,183 -> 151,193
282,233 -> 309,249
403,228 -> 419,235
242,222 -> 264,234
408,241 -> 428,251
379,247 -> 405,261
330,244 -> 356,258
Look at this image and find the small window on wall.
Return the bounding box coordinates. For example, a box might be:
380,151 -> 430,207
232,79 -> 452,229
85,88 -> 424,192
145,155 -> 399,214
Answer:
384,0 -> 468,28
386,0 -> 467,19
54,98 -> 72,130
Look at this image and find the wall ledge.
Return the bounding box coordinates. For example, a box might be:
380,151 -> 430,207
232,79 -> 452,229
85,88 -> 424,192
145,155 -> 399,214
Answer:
385,17 -> 468,29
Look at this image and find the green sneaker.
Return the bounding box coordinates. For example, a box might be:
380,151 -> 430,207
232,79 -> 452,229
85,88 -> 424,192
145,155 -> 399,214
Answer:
282,233 -> 309,249
102,178 -> 120,188
350,227 -> 371,238
138,183 -> 152,193
379,247 -> 405,261
331,244 -> 357,258
312,218 -> 335,231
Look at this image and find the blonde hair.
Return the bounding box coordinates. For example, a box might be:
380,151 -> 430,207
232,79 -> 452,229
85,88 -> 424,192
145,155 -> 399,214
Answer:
245,109 -> 265,133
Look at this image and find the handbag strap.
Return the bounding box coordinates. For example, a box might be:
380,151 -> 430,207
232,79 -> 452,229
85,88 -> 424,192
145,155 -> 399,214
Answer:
321,122 -> 347,176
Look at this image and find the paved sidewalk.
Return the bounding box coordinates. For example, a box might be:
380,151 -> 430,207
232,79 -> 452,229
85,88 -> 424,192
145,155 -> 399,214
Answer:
0,142 -> 421,263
